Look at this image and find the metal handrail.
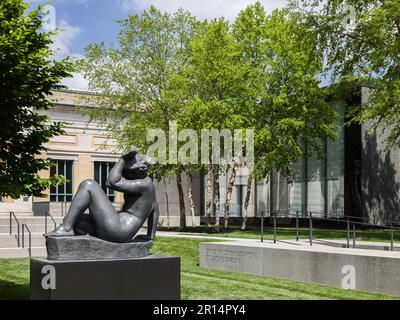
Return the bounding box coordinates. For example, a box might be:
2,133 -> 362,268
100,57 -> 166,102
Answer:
9,211 -> 20,247
45,211 -> 57,234
262,210 -> 400,230
261,210 -> 398,250
22,224 -> 32,257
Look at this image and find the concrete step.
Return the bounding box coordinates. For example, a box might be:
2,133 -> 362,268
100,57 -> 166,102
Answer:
0,208 -> 33,215
0,247 -> 46,259
0,224 -> 59,233
0,215 -> 63,225
0,233 -> 45,248
0,211 -> 33,215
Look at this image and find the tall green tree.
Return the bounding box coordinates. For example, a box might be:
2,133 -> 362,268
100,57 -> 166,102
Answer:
233,4 -> 339,225
289,0 -> 400,147
81,6 -> 201,228
0,0 -> 73,198
233,2 -> 267,229
179,18 -> 249,229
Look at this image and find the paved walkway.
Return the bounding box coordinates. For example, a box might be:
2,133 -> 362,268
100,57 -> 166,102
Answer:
1,229 -> 398,258
155,231 -> 258,242
155,231 -> 400,251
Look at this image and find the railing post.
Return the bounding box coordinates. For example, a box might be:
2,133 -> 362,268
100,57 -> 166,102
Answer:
391,224 -> 394,251
29,230 -> 31,257
17,223 -> 20,247
296,211 -> 299,242
353,223 -> 356,248
22,224 -> 25,249
10,212 -> 20,247
347,217 -> 350,248
261,211 -> 264,243
309,212 -> 313,246
45,211 -> 48,234
273,212 -> 277,244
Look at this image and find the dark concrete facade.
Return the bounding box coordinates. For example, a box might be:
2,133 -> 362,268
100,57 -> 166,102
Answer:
361,87 -> 400,223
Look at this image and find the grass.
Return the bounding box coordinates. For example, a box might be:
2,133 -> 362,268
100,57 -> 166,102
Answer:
0,237 -> 398,300
159,225 -> 400,243
0,258 -> 30,300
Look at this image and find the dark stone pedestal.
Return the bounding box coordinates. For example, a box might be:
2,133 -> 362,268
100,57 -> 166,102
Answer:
30,255 -> 180,300
46,235 -> 153,260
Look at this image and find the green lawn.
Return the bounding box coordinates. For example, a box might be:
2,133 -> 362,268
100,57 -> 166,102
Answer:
0,237 -> 398,300
160,225 -> 400,243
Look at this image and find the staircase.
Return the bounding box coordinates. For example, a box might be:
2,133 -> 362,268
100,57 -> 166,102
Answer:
0,213 -> 63,259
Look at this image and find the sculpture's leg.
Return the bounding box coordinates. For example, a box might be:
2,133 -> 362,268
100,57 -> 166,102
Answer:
61,179 -> 99,229
46,179 -> 119,238
74,214 -> 96,236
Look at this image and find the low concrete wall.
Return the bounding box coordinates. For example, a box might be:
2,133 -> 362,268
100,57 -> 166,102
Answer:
199,241 -> 400,296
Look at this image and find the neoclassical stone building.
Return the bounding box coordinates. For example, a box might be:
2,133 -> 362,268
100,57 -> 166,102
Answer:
0,89 -> 201,226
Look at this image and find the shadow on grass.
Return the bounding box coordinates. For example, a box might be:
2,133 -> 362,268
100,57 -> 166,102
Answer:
0,279 -> 29,300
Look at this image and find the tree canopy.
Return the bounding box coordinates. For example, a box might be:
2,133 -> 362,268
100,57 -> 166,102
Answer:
232,4 -> 338,179
289,0 -> 400,147
81,2 -> 341,227
0,0 -> 74,198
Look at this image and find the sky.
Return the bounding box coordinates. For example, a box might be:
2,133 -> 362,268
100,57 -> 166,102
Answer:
26,0 -> 288,90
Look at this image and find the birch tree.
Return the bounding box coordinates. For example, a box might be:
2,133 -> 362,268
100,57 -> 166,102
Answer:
180,18 -> 249,230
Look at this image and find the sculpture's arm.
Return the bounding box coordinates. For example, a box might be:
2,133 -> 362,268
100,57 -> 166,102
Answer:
106,157 -> 125,189
147,202 -> 159,240
108,178 -> 150,194
106,156 -> 149,194
106,149 -> 137,189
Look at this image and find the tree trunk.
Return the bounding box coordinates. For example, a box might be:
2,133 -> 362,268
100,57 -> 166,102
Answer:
224,158 -> 240,229
176,172 -> 186,228
241,176 -> 253,230
214,165 -> 221,230
186,172 -> 196,227
205,163 -> 213,227
163,178 -> 170,229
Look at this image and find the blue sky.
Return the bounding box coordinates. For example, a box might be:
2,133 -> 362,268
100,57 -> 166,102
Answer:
26,0 -> 288,90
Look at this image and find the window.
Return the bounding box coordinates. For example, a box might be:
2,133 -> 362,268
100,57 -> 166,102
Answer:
50,160 -> 74,202
256,179 -> 270,216
230,184 -> 244,217
94,162 -> 115,202
289,157 -> 304,215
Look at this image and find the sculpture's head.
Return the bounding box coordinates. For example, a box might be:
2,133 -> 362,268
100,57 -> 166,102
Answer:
122,153 -> 152,180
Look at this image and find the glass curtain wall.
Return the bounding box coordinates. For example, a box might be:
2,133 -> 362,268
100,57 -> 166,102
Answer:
326,108 -> 345,216
257,107 -> 345,217
201,105 -> 345,218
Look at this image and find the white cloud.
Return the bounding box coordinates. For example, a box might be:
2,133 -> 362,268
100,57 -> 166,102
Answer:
118,0 -> 287,20
50,21 -> 90,91
51,19 -> 81,60
61,72 -> 90,91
